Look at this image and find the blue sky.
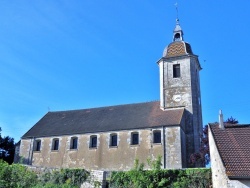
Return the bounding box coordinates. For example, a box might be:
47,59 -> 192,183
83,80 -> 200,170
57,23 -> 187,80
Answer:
1,1 -> 250,141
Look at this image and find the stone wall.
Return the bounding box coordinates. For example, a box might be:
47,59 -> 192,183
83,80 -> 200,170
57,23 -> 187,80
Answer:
18,127 -> 184,171
25,165 -> 107,188
159,55 -> 203,161
19,138 -> 34,164
165,126 -> 182,169
81,170 -> 107,188
209,126 -> 228,188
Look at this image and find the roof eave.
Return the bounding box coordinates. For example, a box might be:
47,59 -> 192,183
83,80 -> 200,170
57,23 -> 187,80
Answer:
21,124 -> 181,139
229,176 -> 250,180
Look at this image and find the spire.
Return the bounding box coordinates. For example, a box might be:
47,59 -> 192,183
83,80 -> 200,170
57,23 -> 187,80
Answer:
173,3 -> 184,42
175,2 -> 179,21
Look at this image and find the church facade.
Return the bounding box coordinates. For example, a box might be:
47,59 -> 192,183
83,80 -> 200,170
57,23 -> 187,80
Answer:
15,19 -> 203,171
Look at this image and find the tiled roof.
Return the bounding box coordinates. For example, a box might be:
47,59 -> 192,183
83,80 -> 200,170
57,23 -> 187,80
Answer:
209,123 -> 250,178
163,41 -> 193,58
22,101 -> 184,139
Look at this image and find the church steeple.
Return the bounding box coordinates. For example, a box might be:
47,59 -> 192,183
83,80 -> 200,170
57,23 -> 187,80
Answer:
157,15 -> 203,165
173,19 -> 184,41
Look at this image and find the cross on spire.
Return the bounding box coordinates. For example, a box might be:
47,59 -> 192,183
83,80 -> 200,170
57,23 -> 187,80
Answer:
173,2 -> 184,42
175,2 -> 179,21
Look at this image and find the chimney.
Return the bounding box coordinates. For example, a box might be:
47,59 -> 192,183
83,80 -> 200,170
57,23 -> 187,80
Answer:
219,110 -> 224,130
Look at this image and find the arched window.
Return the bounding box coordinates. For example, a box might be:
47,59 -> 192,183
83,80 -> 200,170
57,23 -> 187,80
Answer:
52,138 -> 59,150
34,139 -> 41,151
131,132 -> 139,145
153,130 -> 161,144
70,137 -> 78,149
174,33 -> 181,41
110,133 -> 118,147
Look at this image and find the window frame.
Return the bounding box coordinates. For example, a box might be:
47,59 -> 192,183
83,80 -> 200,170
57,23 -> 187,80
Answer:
34,139 -> 41,152
70,137 -> 78,150
52,138 -> 60,151
110,133 -> 118,147
131,132 -> 139,145
173,64 -> 181,78
153,130 -> 161,144
89,135 -> 97,148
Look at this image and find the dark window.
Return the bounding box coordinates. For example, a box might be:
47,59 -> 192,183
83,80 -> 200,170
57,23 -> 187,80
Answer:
131,132 -> 139,145
52,139 -> 59,150
173,64 -> 180,78
70,137 -> 78,149
90,136 -> 97,148
110,134 -> 117,147
153,131 -> 161,144
34,140 -> 41,151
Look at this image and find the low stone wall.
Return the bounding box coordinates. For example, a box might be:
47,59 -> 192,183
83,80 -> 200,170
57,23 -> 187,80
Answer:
81,170 -> 107,188
24,164 -> 57,174
24,165 -> 107,188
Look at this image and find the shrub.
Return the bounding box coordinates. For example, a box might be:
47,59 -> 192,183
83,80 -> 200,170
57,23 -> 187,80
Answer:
109,157 -> 211,188
0,159 -> 38,188
0,160 -> 89,188
39,168 -> 89,187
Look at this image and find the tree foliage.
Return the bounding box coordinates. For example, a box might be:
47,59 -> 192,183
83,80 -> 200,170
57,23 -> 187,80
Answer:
0,127 -> 15,164
225,116 -> 238,124
190,125 -> 210,166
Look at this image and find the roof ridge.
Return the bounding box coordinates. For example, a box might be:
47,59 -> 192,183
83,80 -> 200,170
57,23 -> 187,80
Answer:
49,100 -> 160,113
225,124 -> 250,128
209,123 -> 250,128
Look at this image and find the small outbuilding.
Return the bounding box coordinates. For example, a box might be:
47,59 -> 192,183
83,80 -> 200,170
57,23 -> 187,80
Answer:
209,115 -> 250,188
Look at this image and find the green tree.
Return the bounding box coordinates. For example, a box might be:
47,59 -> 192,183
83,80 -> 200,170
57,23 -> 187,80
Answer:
225,116 -> 238,124
0,127 -> 15,164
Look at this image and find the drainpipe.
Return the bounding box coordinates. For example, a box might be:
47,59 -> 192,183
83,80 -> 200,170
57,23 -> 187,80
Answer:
162,126 -> 166,169
30,137 -> 35,165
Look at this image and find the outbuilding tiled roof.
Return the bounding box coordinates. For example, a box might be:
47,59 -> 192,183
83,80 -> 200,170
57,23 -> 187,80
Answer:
209,123 -> 250,178
22,101 -> 184,139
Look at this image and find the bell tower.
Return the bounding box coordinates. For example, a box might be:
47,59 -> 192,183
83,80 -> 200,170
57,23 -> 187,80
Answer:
157,19 -> 203,155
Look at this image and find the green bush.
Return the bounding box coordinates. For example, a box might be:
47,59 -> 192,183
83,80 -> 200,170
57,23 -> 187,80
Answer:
0,160 -> 89,188
0,159 -> 38,188
109,157 -> 211,188
38,168 -> 89,187
0,157 -> 211,188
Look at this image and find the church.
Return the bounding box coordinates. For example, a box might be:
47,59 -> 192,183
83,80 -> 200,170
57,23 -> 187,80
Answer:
15,18 -> 203,171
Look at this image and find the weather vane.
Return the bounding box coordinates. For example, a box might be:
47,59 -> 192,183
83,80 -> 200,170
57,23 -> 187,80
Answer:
175,2 -> 179,21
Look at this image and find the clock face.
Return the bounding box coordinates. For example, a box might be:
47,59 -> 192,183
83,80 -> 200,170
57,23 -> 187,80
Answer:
173,95 -> 182,102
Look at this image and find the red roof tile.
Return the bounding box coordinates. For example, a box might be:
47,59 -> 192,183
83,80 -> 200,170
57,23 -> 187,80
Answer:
209,123 -> 250,178
163,41 -> 193,58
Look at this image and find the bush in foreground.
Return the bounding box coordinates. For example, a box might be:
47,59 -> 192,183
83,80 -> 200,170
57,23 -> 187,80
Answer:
0,160 -> 89,188
0,159 -> 38,188
109,156 -> 211,188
